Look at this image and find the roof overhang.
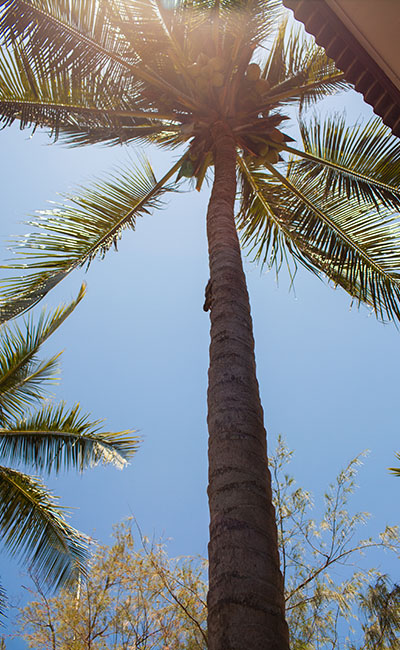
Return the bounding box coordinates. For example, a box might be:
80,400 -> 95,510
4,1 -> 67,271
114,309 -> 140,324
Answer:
283,0 -> 400,137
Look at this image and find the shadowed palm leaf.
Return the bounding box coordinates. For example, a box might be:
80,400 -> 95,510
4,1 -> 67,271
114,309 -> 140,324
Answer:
0,466 -> 88,589
0,289 -> 139,599
0,285 -> 85,421
0,403 -> 139,473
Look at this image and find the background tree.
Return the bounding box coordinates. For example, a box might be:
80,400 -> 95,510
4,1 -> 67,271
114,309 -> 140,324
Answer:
2,1 -> 400,647
0,285 -> 139,611
272,438 -> 400,650
19,522 -> 208,650
17,442 -> 400,649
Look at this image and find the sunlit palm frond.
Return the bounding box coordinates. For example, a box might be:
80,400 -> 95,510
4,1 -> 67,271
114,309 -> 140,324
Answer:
109,0 -> 184,63
0,402 -> 139,473
239,157 -> 400,322
0,465 -> 88,589
237,157 -> 296,274
0,43 -> 165,141
57,122 -> 166,147
0,0 -> 133,79
0,287 -> 85,420
0,159 -> 180,322
0,0 -> 200,111
221,0 -> 282,45
285,115 -> 400,211
263,18 -> 347,107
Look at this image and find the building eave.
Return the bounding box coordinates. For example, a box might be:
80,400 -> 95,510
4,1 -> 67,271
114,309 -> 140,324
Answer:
283,0 -> 400,137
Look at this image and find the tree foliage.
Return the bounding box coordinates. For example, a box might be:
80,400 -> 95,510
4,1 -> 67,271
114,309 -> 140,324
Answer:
17,440 -> 400,649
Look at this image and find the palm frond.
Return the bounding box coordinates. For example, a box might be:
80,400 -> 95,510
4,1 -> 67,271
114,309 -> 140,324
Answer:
171,0 -> 283,88
389,453 -> 400,477
285,115 -> 400,211
108,0 -> 184,63
0,43 -> 166,142
0,158 -> 181,322
238,156 -> 400,323
0,402 -> 139,473
0,582 -> 6,624
0,286 -> 85,420
263,18 -> 348,107
0,0 -> 198,113
0,465 -> 88,589
0,0 -> 134,79
237,155 -> 296,275
57,122 -> 166,147
220,0 -> 283,46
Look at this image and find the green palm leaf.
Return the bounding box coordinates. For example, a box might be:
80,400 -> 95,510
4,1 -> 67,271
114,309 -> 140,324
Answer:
0,402 -> 139,473
0,159 -> 180,323
0,0 -> 198,114
0,43 -> 166,143
0,290 -> 139,599
0,584 -> 6,626
238,156 -> 400,322
220,0 -> 283,47
0,465 -> 88,589
389,460 -> 400,477
285,115 -> 400,211
0,0 -> 133,79
263,18 -> 348,107
237,157 -> 295,274
0,286 -> 85,420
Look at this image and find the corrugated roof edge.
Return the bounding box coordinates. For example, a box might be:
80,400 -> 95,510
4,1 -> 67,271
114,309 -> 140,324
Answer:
283,0 -> 400,138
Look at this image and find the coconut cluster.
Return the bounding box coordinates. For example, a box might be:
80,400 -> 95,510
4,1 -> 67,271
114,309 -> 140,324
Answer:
187,53 -> 227,91
176,58 -> 291,183
242,126 -> 289,166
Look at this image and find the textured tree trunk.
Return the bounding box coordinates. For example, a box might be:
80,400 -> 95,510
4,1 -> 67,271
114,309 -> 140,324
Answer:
206,123 -> 290,650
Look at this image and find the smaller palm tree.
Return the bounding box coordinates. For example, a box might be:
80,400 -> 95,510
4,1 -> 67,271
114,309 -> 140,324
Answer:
0,284 -> 139,611
359,576 -> 400,650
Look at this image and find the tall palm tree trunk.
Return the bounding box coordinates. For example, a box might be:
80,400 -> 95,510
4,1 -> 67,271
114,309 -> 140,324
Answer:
206,123 -> 289,650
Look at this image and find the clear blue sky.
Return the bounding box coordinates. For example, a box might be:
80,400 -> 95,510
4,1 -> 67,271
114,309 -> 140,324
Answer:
2,17 -> 400,649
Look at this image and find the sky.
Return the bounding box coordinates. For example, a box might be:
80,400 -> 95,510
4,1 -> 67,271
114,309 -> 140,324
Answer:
1,8 -> 400,649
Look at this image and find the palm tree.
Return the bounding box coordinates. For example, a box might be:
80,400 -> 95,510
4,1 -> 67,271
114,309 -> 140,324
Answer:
359,576 -> 400,650
1,1 -> 400,648
0,284 -> 139,610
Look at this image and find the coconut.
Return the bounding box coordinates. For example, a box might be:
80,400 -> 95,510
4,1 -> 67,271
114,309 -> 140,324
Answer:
255,78 -> 271,94
180,160 -> 195,177
208,56 -> 225,72
197,52 -> 209,67
246,63 -> 261,81
188,63 -> 202,78
260,143 -> 270,156
211,72 -> 224,87
268,128 -> 285,144
195,77 -> 209,93
263,149 -> 280,164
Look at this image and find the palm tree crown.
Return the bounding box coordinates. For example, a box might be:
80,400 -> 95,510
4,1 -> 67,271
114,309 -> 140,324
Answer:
1,1 -> 400,648
0,0 -> 400,322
